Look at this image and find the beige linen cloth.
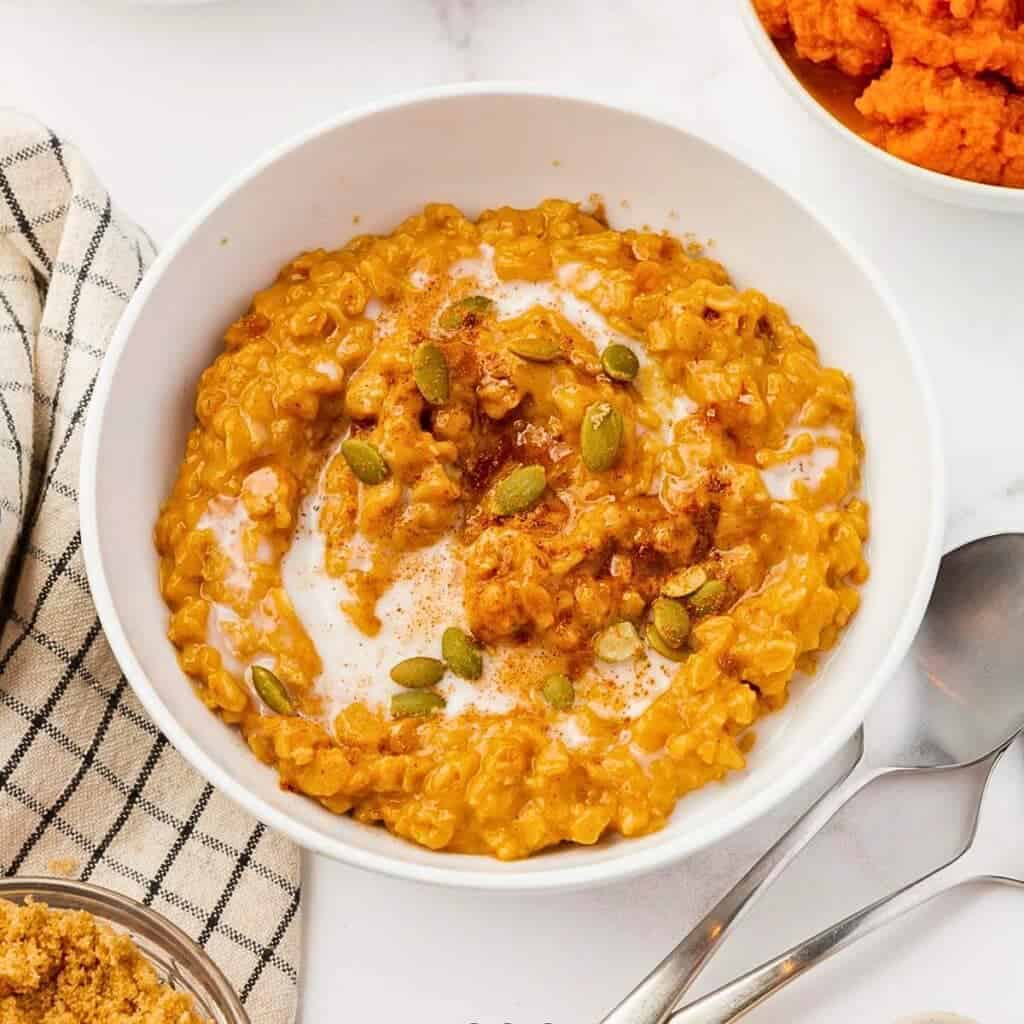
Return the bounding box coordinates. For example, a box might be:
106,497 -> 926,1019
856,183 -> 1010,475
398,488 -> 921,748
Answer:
0,112 -> 300,1023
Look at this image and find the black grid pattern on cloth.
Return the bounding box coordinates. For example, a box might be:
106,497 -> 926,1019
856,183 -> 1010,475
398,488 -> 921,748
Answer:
0,115 -> 301,1024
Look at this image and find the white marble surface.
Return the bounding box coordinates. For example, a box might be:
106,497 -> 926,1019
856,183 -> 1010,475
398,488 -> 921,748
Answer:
3,1 -> 1023,1020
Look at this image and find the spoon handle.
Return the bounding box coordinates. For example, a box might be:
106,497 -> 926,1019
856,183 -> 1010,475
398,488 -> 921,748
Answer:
600,734 -> 877,1024
666,856 -> 971,1024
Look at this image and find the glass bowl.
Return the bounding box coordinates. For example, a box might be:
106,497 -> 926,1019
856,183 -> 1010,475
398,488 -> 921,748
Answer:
0,876 -> 249,1024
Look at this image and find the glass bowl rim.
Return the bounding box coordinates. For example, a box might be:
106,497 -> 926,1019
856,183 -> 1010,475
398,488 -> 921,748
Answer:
0,875 -> 249,1023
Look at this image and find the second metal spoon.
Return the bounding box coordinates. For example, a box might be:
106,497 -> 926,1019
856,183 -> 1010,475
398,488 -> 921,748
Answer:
601,533 -> 1024,1024
669,731 -> 1024,1022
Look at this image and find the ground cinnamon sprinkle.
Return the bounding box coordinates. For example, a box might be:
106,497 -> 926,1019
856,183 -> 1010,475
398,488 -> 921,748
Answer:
0,898 -> 211,1024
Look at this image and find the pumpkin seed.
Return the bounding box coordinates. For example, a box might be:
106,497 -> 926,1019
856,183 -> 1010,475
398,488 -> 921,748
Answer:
593,621 -> 642,662
580,401 -> 624,472
507,335 -> 562,362
391,691 -> 446,718
494,464 -> 547,516
661,565 -> 708,598
651,597 -> 691,648
251,666 -> 295,715
340,439 -> 389,485
441,627 -> 483,680
390,657 -> 446,689
439,294 -> 493,331
645,623 -> 690,662
601,343 -> 640,381
413,343 -> 449,405
540,673 -> 575,709
688,579 -> 727,617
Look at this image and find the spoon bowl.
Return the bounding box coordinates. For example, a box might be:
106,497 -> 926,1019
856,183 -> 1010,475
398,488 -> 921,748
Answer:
895,533 -> 1024,769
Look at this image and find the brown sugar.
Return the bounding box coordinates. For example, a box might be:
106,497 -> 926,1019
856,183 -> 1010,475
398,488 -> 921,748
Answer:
0,898 -> 211,1024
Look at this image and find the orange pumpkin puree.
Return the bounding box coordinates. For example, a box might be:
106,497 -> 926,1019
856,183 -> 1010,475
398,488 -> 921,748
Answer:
758,0 -> 1024,187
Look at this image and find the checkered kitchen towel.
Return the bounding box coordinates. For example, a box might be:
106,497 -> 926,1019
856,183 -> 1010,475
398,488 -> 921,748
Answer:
0,113 -> 300,1023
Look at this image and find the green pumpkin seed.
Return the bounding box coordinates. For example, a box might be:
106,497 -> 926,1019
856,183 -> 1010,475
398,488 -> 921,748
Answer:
391,691 -> 446,718
540,673 -> 575,709
645,623 -> 690,662
390,657 -> 446,689
413,343 -> 449,405
661,565 -> 708,598
439,295 -> 493,331
441,627 -> 483,680
507,335 -> 562,362
494,464 -> 547,517
601,343 -> 640,382
688,579 -> 727,617
593,621 -> 642,662
341,439 -> 389,485
651,597 -> 691,649
580,401 -> 624,472
251,666 -> 295,715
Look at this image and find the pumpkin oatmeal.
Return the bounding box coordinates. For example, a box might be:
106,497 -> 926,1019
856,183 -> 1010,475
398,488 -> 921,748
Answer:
155,200 -> 868,860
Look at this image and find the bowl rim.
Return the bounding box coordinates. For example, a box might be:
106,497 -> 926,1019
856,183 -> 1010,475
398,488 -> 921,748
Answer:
733,0 -> 1024,206
0,875 -> 247,1022
80,82 -> 946,891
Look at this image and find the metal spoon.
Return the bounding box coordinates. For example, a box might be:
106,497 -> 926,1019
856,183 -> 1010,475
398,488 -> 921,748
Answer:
669,730 -> 1024,1022
602,533 -> 1024,1024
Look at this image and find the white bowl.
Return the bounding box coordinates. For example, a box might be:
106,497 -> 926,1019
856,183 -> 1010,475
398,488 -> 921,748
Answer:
735,0 -> 1024,212
81,85 -> 944,891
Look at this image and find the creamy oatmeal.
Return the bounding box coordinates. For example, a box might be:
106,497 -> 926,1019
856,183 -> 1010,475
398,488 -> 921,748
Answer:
155,200 -> 868,859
